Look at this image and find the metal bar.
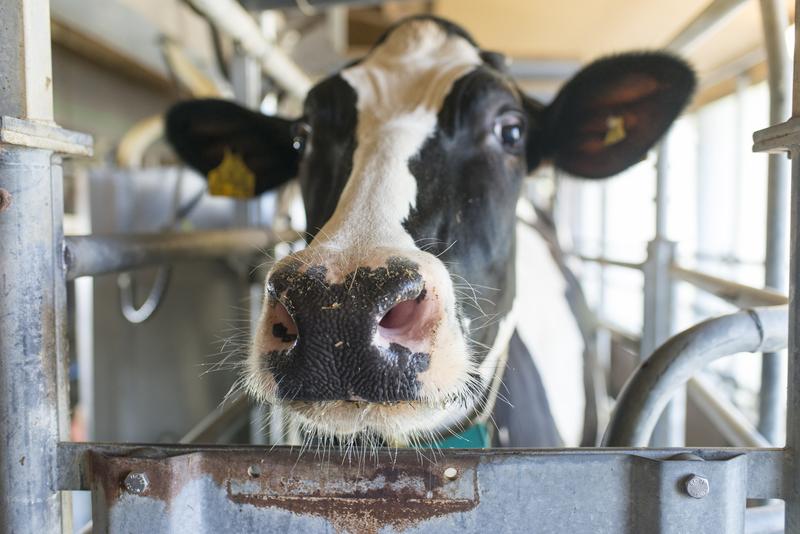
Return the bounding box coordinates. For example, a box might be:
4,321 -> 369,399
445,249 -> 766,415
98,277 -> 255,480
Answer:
644,139 -> 682,447
788,140 -> 800,534
0,1 -> 94,532
179,392 -> 251,444
671,264 -> 789,307
751,8 -> 800,525
788,12 -> 800,520
0,0 -> 53,121
665,0 -> 750,53
56,441 -> 785,498
64,228 -> 298,280
568,253 -> 643,271
687,375 -> 771,448
187,0 -> 312,100
603,306 -> 788,447
758,0 -> 791,447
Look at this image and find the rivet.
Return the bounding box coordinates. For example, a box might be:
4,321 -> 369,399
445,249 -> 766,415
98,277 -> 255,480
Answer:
123,472 -> 150,495
443,467 -> 458,480
685,474 -> 710,499
247,464 -> 262,478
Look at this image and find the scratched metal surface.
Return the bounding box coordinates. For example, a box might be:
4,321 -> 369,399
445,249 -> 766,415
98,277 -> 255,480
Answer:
59,443 -> 785,534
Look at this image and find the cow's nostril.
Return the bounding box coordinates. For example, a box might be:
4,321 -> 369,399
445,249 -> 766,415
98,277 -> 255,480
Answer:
271,301 -> 298,344
379,299 -> 419,331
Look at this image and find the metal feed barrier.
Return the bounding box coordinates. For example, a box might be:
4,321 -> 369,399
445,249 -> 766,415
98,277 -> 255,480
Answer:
2,0 -> 800,532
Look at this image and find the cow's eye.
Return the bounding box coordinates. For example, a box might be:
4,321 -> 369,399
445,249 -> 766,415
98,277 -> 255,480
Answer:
493,112 -> 525,150
291,122 -> 311,153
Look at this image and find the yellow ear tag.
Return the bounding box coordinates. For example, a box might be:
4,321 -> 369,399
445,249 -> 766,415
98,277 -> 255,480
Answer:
207,149 -> 256,198
604,115 -> 627,146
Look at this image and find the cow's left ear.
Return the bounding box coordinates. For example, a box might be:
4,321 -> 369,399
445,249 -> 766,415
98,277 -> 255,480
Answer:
165,99 -> 299,197
529,53 -> 695,178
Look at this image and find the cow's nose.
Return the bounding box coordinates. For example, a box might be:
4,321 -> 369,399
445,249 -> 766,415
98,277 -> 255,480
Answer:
257,256 -> 440,402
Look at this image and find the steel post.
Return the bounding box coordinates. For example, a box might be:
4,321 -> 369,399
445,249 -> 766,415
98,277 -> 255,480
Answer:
0,1 -> 91,532
788,144 -> 800,534
643,139 -> 684,446
758,0 -> 791,446
0,147 -> 66,533
751,3 -> 800,529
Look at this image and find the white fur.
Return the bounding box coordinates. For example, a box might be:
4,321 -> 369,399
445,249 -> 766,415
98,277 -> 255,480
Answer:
515,203 -> 585,446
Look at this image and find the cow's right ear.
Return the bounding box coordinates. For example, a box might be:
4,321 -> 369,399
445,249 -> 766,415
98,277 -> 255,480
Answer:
165,99 -> 299,196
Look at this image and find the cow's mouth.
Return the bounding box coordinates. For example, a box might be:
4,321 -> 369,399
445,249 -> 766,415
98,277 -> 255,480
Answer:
282,393 -> 479,446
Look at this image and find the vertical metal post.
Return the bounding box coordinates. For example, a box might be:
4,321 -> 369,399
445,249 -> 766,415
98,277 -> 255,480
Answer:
642,139 -> 684,446
0,1 -> 92,532
759,0 -> 791,446
231,45 -> 274,444
788,147 -> 800,533
786,4 -> 800,530
0,2 -> 62,532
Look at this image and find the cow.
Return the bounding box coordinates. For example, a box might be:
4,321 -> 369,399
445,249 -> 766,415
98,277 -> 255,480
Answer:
165,15 -> 694,449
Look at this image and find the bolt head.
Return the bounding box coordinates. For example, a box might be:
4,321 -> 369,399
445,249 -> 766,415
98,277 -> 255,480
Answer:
443,467 -> 458,480
685,475 -> 709,499
247,464 -> 262,478
123,472 -> 150,495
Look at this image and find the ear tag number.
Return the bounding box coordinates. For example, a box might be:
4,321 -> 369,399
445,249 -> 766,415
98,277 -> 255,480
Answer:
604,115 -> 627,146
207,148 -> 256,198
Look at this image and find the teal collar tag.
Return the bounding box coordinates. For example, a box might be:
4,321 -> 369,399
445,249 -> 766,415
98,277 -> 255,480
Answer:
424,422 -> 491,449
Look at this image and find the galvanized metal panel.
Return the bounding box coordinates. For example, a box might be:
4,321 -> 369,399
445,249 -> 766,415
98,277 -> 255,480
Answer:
58,444 -> 784,534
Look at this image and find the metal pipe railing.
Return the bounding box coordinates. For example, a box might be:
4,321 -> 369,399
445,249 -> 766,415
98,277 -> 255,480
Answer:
671,265 -> 788,307
602,306 -> 788,447
572,256 -> 788,308
187,0 -> 312,100
665,0 -> 750,53
569,254 -> 643,271
64,228 -> 299,280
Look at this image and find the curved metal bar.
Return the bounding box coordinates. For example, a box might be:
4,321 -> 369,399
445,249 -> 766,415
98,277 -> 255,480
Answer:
117,267 -> 171,324
602,306 -> 788,447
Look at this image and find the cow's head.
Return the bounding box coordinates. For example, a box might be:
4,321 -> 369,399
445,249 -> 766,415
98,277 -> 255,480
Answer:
166,16 -> 694,446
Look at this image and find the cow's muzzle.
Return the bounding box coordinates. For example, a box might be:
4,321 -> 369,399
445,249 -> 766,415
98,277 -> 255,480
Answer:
257,255 -> 446,402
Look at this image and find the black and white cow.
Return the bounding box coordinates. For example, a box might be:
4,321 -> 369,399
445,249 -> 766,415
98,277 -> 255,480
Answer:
166,16 -> 694,448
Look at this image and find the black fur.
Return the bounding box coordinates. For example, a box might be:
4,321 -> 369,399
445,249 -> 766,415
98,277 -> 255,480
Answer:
493,331 -> 562,447
297,75 -> 359,237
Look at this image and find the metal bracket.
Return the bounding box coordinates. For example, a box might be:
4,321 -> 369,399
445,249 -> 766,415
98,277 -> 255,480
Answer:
753,117 -> 800,153
0,116 -> 93,156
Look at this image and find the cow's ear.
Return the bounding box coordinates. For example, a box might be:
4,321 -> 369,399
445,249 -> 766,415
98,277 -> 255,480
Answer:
165,99 -> 299,196
532,53 -> 695,178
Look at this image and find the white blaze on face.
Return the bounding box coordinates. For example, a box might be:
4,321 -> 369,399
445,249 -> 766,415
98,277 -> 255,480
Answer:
313,19 -> 482,252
